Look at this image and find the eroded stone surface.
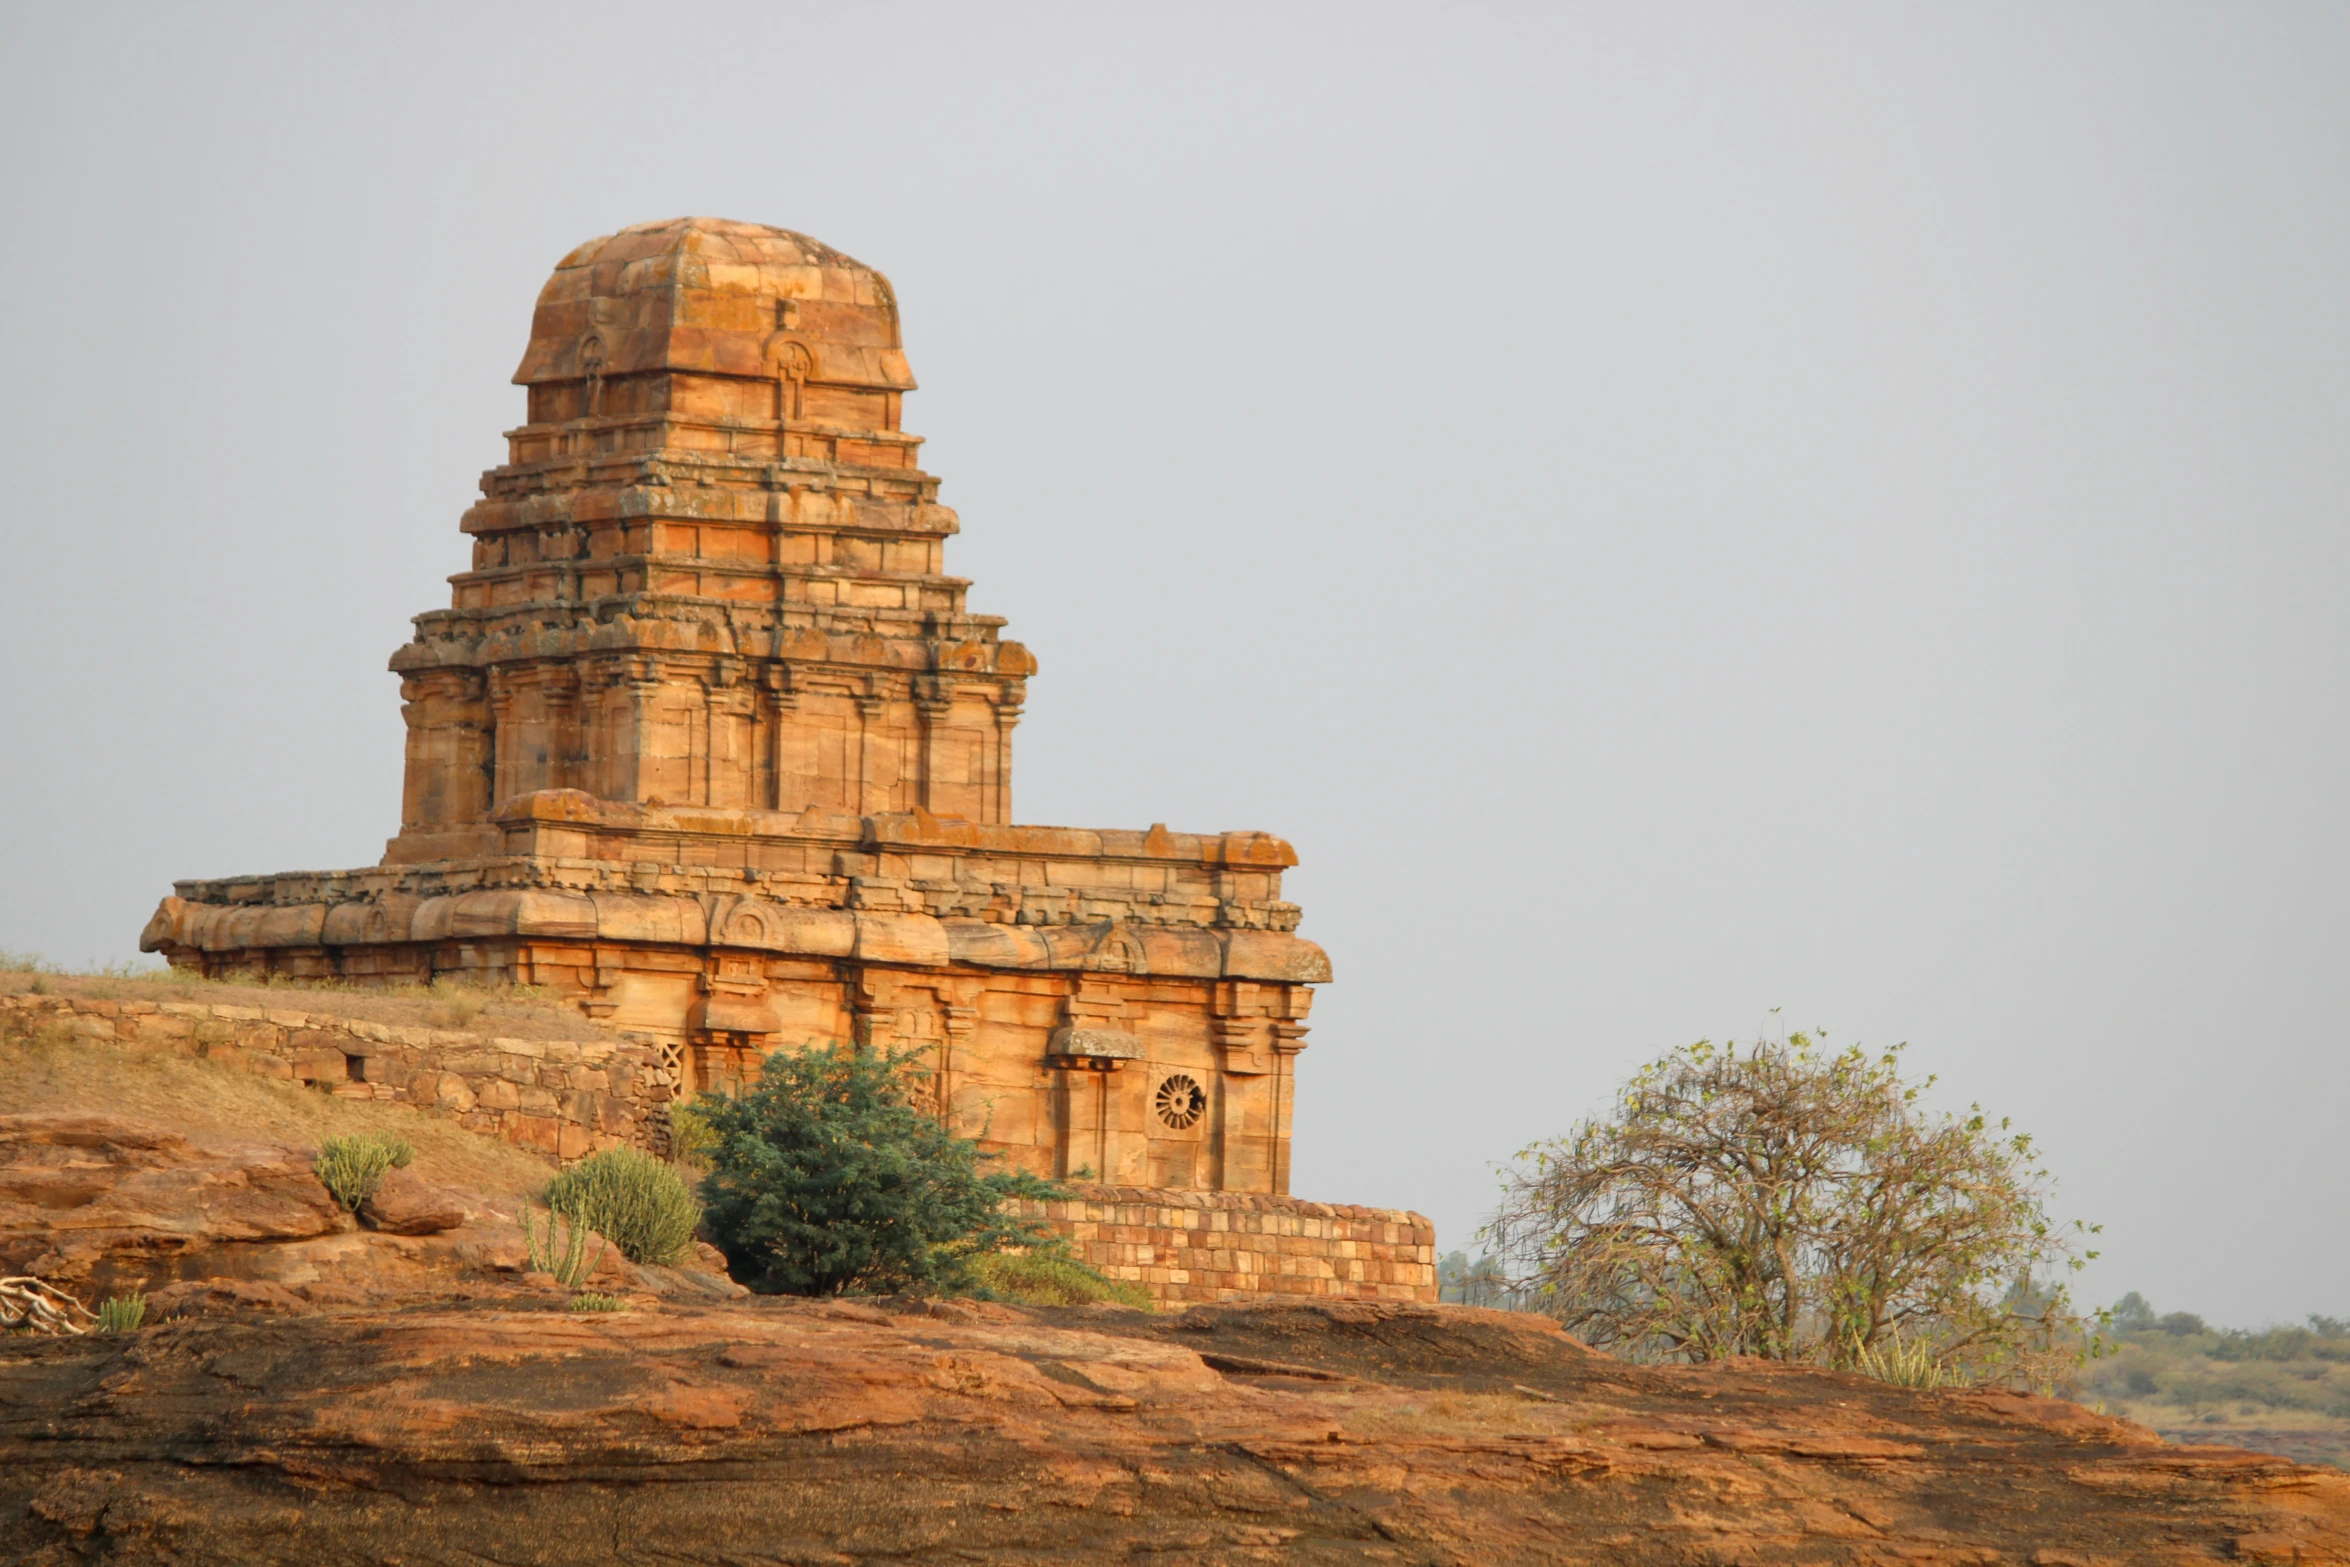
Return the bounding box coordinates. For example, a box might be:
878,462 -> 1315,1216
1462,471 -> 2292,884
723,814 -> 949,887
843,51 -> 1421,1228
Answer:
0,1113 -> 347,1284
0,1114 -> 736,1313
2,1297 -> 2344,1565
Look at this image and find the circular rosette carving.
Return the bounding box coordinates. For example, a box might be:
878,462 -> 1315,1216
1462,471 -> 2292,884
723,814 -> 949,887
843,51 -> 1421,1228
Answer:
1154,1073 -> 1207,1132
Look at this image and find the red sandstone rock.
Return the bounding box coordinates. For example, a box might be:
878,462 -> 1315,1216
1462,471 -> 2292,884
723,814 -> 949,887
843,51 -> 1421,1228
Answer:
0,1297 -> 2343,1564
356,1167 -> 467,1235
0,1112 -> 346,1284
0,1111 -> 756,1321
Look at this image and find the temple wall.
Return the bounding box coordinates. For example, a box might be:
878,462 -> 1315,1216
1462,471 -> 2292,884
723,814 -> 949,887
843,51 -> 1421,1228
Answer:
126,932 -> 1305,1196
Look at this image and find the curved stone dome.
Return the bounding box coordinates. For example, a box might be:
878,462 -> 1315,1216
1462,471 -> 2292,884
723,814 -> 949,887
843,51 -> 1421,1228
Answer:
512,216 -> 914,392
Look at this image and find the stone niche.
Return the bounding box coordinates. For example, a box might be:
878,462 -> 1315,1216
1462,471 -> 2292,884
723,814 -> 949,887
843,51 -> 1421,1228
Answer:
141,218 -> 1340,1203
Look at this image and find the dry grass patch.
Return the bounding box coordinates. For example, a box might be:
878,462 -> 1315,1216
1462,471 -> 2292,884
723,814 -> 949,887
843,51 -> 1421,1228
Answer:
0,1024 -> 556,1206
0,961 -> 614,1043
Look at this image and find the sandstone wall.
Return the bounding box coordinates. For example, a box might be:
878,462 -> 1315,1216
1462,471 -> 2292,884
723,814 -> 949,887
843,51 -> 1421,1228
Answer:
0,992 -> 666,1161
1024,1185 -> 1435,1305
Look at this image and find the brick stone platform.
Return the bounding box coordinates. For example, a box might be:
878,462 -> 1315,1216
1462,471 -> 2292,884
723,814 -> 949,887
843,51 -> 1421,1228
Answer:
1022,1186 -> 1435,1304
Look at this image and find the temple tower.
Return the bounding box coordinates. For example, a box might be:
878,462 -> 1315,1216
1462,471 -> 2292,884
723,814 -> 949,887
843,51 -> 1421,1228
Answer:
391,219 -> 1035,863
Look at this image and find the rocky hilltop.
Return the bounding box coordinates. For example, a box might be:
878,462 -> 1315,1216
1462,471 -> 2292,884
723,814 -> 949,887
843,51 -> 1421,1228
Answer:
3,1001 -> 2349,1562
7,1287 -> 2350,1565
3,1130 -> 2349,1566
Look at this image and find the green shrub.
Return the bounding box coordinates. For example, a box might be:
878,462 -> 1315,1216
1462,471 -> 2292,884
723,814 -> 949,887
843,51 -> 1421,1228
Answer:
314,1133 -> 415,1211
95,1293 -> 147,1334
969,1249 -> 1153,1310
568,1292 -> 630,1313
668,1102 -> 720,1171
543,1146 -> 701,1266
520,1202 -> 605,1288
696,1042 -> 1061,1296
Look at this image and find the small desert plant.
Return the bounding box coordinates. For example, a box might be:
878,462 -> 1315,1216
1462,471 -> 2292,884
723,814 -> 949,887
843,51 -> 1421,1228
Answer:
568,1292 -> 630,1313
521,1202 -> 606,1289
969,1249 -> 1153,1310
314,1133 -> 415,1211
96,1293 -> 147,1334
543,1145 -> 702,1266
1852,1329 -> 1949,1390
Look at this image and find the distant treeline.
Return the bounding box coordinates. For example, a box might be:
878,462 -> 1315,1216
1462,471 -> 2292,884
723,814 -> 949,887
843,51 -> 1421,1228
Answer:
2106,1291 -> 2350,1358
2085,1292 -> 2350,1433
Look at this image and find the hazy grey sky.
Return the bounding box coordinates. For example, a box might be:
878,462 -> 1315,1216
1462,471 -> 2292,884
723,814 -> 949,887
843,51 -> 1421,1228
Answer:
3,3 -> 2343,1324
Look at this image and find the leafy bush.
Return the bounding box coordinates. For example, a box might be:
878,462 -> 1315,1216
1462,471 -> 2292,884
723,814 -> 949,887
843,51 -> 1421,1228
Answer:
543,1146 -> 702,1266
95,1293 -> 146,1334
969,1249 -> 1153,1309
520,1202 -> 605,1288
696,1042 -> 1061,1296
568,1292 -> 630,1313
314,1133 -> 415,1211
668,1102 -> 720,1171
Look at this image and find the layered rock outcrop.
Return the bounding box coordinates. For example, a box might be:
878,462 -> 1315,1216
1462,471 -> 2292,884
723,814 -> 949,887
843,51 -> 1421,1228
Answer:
5,1108 -> 2344,1561
0,1112 -> 742,1316
5,1295 -> 2347,1564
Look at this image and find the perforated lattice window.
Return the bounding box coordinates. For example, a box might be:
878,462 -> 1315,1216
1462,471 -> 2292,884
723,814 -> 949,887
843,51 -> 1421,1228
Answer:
1154,1073 -> 1207,1131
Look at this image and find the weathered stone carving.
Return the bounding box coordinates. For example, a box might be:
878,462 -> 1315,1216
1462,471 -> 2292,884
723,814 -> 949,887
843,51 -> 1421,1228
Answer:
143,218 -> 1329,1196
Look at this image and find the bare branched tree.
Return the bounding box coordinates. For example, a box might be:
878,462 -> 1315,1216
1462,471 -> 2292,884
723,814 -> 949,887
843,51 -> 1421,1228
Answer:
1486,1034 -> 2098,1385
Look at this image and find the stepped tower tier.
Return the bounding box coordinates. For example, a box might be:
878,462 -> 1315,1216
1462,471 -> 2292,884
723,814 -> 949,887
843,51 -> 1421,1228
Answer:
140,218 -> 1338,1208
391,218 -> 1036,863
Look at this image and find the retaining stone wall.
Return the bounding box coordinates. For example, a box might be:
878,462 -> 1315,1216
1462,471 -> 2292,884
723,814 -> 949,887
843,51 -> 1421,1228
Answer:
0,991 -> 666,1161
1023,1185 -> 1437,1304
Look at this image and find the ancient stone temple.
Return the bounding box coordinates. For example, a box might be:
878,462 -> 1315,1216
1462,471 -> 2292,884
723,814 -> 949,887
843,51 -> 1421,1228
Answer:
141,218 -> 1338,1207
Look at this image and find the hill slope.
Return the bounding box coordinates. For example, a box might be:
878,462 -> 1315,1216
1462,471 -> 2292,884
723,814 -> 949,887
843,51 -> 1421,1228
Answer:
6,1297 -> 2350,1564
